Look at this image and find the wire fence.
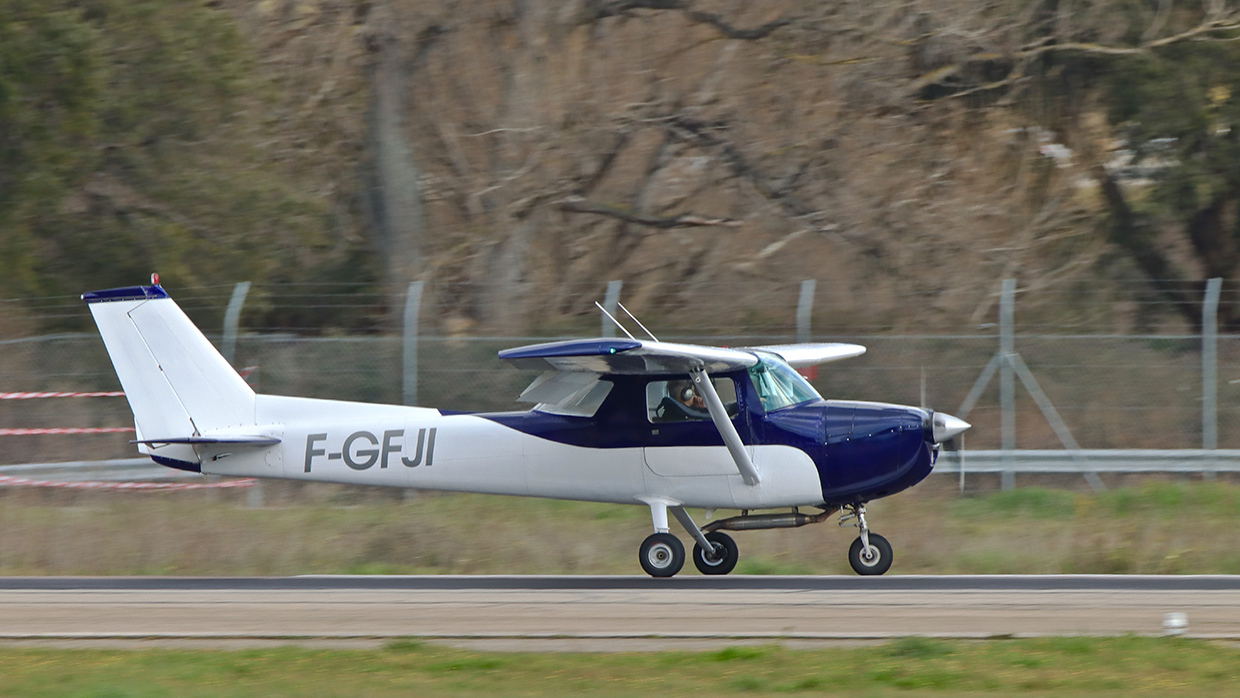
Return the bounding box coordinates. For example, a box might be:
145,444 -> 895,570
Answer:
2,331 -> 1238,467
2,280 -> 1238,468
6,277 -> 1240,334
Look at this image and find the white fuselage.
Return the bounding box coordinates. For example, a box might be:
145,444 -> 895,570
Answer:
189,394 -> 823,510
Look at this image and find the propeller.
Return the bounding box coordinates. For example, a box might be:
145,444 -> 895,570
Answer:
921,365 -> 971,450
932,412 -> 971,449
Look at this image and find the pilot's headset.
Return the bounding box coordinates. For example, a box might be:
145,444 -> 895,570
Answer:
669,380 -> 695,403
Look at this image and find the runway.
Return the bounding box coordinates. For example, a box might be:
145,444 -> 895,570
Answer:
1,576 -> 1237,649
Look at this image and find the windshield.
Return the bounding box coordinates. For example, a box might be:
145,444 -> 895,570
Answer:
747,352 -> 821,411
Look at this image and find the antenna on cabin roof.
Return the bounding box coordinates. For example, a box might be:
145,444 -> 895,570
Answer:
617,301 -> 659,342
594,301 -> 637,340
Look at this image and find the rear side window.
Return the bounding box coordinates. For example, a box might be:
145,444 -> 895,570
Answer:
519,371 -> 614,417
646,377 -> 737,423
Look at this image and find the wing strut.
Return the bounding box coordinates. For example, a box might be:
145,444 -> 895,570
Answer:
691,367 -> 760,486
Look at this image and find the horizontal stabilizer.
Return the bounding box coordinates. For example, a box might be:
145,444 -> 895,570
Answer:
131,435 -> 281,446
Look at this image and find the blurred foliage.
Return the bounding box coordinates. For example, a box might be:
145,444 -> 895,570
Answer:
1043,6 -> 1240,324
0,0 -> 100,294
1100,41 -> 1240,257
0,0 -> 379,331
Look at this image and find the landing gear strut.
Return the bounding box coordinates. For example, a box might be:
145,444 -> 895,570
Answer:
639,498 -> 739,578
840,504 -> 892,575
636,498 -> 894,577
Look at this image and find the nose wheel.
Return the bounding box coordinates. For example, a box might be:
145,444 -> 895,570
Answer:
841,504 -> 893,575
848,532 -> 892,575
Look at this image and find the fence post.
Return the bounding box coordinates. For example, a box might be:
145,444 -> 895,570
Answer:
246,481 -> 264,508
797,280 -> 816,344
1000,278 -> 1016,491
602,280 -> 623,338
1203,278 -> 1222,479
221,281 -> 251,366
221,281 -> 258,505
403,281 -> 424,407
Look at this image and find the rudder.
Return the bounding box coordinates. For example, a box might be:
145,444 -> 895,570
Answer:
83,285 -> 256,444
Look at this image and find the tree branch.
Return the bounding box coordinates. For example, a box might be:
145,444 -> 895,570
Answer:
661,116 -> 862,244
1016,17 -> 1240,57
582,1 -> 793,41
558,196 -> 741,229
913,16 -> 1240,97
685,10 -> 791,40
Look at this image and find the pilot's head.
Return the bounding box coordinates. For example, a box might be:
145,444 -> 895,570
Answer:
668,380 -> 703,408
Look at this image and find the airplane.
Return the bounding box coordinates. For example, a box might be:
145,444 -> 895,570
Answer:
82,279 -> 970,577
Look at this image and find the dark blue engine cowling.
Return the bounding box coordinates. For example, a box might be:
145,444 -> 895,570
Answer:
763,400 -> 936,506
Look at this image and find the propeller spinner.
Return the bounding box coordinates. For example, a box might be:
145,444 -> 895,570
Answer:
930,412 -> 971,443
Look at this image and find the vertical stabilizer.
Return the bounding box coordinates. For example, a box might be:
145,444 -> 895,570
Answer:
83,285 -> 256,442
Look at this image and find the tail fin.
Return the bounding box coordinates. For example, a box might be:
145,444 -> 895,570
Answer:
83,285 -> 256,444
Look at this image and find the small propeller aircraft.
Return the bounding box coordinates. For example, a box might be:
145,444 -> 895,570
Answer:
83,280 -> 969,576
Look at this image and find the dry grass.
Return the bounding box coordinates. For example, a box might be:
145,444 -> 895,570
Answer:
0,477 -> 1238,576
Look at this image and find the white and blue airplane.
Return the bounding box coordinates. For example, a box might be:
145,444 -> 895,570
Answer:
83,280 -> 969,577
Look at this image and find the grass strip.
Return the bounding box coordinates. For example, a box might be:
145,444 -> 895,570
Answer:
0,637 -> 1238,696
3,480 -> 1240,576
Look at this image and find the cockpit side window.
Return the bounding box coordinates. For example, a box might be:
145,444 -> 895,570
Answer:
747,352 -> 821,412
646,377 -> 738,423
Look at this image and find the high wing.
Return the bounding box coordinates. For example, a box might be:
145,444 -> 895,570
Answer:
499,338 -> 866,373
498,338 -> 759,374
742,343 -> 866,368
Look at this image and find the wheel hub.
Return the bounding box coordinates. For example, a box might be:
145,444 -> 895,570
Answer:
702,543 -> 724,564
649,544 -> 673,567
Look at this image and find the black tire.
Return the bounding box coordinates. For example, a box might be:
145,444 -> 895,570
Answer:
692,531 -> 739,575
848,533 -> 893,576
639,532 -> 685,577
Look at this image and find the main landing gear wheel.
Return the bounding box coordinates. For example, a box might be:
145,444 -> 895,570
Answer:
639,532 -> 685,578
848,532 -> 893,576
692,531 -> 739,576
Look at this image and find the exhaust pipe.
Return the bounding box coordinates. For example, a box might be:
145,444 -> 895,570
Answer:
702,508 -> 837,533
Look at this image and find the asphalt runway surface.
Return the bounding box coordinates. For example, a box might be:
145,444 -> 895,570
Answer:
1,576 -> 1238,650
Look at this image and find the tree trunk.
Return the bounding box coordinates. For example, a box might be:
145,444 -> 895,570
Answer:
364,2 -> 427,326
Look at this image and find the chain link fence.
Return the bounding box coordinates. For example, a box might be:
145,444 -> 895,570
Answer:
2,280 -> 1239,467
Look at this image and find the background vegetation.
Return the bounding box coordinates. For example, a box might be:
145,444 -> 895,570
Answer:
1,480 -> 1238,575
5,0 -> 1240,335
0,0 -> 377,332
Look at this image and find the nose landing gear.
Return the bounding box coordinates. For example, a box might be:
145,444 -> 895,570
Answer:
840,504 -> 892,575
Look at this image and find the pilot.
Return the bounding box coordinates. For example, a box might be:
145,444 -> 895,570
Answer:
655,379 -> 710,422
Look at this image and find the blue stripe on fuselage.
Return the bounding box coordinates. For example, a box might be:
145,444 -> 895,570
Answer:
478,372 -> 936,506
